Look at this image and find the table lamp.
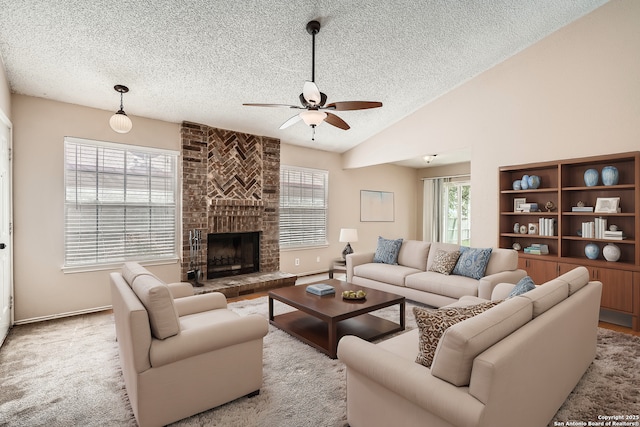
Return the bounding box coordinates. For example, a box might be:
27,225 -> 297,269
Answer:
339,228 -> 358,259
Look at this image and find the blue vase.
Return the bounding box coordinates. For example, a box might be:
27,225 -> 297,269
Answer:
601,166 -> 619,186
512,180 -> 522,190
584,243 -> 599,260
521,175 -> 529,190
583,169 -> 599,187
527,175 -> 541,189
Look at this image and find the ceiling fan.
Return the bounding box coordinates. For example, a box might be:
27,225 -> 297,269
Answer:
243,20 -> 383,140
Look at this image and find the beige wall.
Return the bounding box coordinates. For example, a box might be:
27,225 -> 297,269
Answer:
11,95 -> 180,322
280,143 -> 418,275
343,0 -> 640,247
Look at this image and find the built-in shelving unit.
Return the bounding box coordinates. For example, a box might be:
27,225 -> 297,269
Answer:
499,152 -> 640,330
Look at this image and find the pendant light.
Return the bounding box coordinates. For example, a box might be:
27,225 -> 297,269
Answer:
109,85 -> 132,133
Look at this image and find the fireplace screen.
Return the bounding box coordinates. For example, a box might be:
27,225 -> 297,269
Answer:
207,232 -> 260,279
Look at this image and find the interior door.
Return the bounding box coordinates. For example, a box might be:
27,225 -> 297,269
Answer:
0,112 -> 12,346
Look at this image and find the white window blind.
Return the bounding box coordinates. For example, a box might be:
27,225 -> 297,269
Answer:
64,137 -> 179,269
280,166 -> 328,248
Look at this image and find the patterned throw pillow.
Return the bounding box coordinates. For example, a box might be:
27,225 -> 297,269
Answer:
414,301 -> 501,368
373,237 -> 403,265
452,247 -> 493,280
428,249 -> 461,275
507,276 -> 536,298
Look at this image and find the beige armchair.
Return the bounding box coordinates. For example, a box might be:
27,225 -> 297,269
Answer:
110,262 -> 269,427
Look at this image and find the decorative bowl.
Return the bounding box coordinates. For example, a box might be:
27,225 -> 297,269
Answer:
342,290 -> 366,300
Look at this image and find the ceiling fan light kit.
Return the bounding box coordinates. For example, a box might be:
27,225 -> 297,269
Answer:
243,20 -> 382,141
109,84 -> 132,134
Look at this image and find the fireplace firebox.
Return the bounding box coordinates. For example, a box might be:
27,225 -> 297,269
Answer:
207,232 -> 260,279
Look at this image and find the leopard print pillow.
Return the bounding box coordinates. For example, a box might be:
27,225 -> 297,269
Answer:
428,249 -> 461,275
413,301 -> 501,368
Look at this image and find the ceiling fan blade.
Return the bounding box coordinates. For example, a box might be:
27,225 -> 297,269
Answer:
302,81 -> 322,106
279,114 -> 302,129
324,112 -> 350,130
324,101 -> 383,111
243,103 -> 302,109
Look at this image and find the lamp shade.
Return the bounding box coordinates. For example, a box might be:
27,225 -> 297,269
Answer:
300,110 -> 327,126
339,228 -> 358,243
109,111 -> 132,134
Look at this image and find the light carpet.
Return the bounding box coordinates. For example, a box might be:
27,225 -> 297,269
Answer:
0,297 -> 639,426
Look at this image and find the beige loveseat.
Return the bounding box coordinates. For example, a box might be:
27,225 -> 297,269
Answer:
338,266 -> 602,427
110,262 -> 269,427
347,240 -> 526,307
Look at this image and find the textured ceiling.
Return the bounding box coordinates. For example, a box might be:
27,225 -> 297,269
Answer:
0,0 -> 607,157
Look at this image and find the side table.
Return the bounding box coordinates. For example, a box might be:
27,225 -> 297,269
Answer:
329,258 -> 346,279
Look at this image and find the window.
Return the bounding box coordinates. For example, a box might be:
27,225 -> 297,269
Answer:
441,179 -> 471,246
423,176 -> 470,245
64,137 -> 179,269
279,166 -> 328,248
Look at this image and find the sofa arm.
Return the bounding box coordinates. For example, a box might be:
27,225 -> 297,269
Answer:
346,252 -> 375,281
477,269 -> 527,300
150,314 -> 268,367
491,283 -> 517,300
167,282 -> 195,298
173,292 -> 228,317
337,336 -> 484,427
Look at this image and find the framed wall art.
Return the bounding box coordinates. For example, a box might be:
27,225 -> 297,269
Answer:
360,190 -> 394,222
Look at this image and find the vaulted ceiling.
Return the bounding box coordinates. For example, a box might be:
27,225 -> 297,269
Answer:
0,1 -> 607,156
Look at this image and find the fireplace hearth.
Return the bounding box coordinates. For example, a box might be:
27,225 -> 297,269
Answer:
207,232 -> 260,279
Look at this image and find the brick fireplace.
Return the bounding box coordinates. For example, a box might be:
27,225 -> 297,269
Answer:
181,122 -> 280,281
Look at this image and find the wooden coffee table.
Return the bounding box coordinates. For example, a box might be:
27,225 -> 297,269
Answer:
268,279 -> 405,358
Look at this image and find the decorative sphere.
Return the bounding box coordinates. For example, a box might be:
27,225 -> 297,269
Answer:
583,169 -> 599,187
512,180 -> 522,190
609,224 -> 618,232
521,175 -> 529,190
527,175 -> 541,189
584,243 -> 599,260
602,243 -> 621,262
601,166 -> 619,186
512,242 -> 522,251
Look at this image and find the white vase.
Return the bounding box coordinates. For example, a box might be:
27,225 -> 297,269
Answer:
603,243 -> 621,262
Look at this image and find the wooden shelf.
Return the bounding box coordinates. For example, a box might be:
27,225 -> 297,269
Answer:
499,152 -> 640,331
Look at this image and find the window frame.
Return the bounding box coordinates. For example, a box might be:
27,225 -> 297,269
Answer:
62,137 -> 180,272
279,165 -> 329,250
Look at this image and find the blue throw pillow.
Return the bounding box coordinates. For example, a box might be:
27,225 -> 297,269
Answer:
452,247 -> 493,280
508,276 -> 536,298
373,237 -> 403,265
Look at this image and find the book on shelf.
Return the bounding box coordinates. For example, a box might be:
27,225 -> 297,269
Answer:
306,283 -> 335,296
524,244 -> 549,255
603,230 -> 626,240
518,203 -> 538,212
572,206 -> 594,212
538,218 -> 556,236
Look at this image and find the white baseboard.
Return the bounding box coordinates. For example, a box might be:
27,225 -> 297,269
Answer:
14,305 -> 113,325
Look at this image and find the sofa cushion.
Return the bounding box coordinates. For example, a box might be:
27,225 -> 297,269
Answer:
405,271 -> 479,299
353,263 -> 421,287
558,266 -> 590,295
122,262 -> 157,287
452,247 -> 492,280
507,276 -> 536,298
373,237 -> 403,265
516,278 -> 568,318
413,301 -> 500,368
397,240 -> 431,271
428,249 -> 461,275
132,275 -> 180,340
431,296 -> 533,386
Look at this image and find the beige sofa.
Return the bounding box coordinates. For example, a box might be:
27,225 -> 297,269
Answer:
110,262 -> 269,427
347,240 -> 527,307
338,266 -> 602,427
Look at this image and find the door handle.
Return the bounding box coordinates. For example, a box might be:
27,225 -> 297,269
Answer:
0,243 -> 5,249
